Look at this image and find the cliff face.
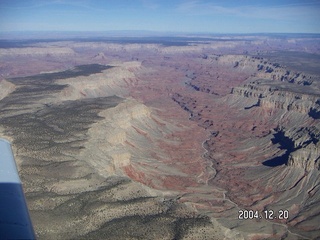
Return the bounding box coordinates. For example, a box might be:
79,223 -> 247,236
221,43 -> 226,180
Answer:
230,77 -> 320,171
288,142 -> 320,170
215,54 -> 318,86
231,79 -> 320,117
264,126 -> 320,171
57,61 -> 141,100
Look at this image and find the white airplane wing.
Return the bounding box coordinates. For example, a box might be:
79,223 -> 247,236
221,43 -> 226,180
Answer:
0,138 -> 35,239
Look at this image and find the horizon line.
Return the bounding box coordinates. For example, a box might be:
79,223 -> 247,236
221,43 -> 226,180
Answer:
1,30 -> 320,38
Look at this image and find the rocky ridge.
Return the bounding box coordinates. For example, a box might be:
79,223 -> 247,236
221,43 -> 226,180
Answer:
231,79 -> 320,117
230,78 -> 320,171
214,54 -> 318,86
57,61 -> 141,100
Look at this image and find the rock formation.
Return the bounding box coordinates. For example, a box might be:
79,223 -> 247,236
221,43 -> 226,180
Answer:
0,79 -> 15,100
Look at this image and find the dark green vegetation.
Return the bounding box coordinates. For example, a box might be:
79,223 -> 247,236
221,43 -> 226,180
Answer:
0,96 -> 122,153
1,64 -> 114,119
0,65 -> 124,196
83,213 -> 212,240
8,64 -> 113,85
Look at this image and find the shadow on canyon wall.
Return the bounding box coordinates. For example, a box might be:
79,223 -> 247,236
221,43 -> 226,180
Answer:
263,130 -> 294,167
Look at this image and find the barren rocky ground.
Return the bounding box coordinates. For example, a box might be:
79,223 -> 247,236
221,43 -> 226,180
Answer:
0,35 -> 319,239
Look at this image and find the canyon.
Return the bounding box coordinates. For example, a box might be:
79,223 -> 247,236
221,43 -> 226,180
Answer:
0,34 -> 319,239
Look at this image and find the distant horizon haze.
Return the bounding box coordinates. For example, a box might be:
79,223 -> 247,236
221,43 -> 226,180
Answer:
1,30 -> 320,39
1,0 -> 320,34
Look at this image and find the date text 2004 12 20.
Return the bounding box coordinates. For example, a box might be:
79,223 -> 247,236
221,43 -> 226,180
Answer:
238,209 -> 289,220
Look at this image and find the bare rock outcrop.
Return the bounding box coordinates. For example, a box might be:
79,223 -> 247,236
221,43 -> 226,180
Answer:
0,79 -> 15,100
57,61 -> 141,100
214,54 -> 318,86
92,52 -> 107,60
230,76 -> 320,172
288,142 -> 320,170
231,79 -> 320,117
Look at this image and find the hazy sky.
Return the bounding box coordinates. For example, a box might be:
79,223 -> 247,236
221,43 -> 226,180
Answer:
1,0 -> 320,33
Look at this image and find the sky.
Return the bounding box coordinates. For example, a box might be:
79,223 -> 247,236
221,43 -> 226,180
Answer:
1,0 -> 320,34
